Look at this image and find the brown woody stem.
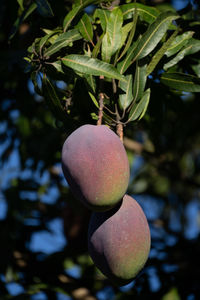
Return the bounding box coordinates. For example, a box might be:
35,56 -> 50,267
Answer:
97,75 -> 104,126
116,122 -> 123,142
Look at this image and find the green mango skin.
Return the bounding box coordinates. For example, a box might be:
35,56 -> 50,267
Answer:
61,125 -> 130,211
88,194 -> 151,286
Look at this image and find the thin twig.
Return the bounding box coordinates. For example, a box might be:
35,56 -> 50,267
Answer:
97,75 -> 104,125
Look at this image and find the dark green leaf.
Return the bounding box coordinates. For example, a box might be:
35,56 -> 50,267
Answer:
31,72 -> 42,95
102,7 -> 123,63
62,54 -> 125,81
44,29 -> 82,57
165,31 -> 194,57
128,88 -> 150,122
117,38 -> 140,74
164,38 -> 200,70
77,13 -> 94,45
121,3 -> 160,24
35,0 -> 54,17
84,74 -> 96,93
161,72 -> 200,92
119,75 -> 133,110
42,76 -> 67,122
133,61 -> 147,103
9,3 -> 37,40
147,29 -> 178,75
131,11 -> 179,62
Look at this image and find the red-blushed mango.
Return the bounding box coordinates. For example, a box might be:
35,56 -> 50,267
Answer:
88,194 -> 151,286
61,125 -> 130,211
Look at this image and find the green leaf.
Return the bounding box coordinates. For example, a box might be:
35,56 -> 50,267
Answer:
77,13 -> 94,45
51,61 -> 65,74
102,7 -> 123,63
147,29 -> 178,75
119,75 -> 133,110
62,54 -> 125,81
117,38 -> 140,74
92,33 -> 104,58
17,0 -> 24,10
133,61 -> 147,103
63,0 -> 110,32
31,72 -> 42,95
161,72 -> 200,92
93,9 -> 110,32
121,3 -> 160,24
42,76 -> 67,122
164,38 -> 200,70
44,29 -> 82,57
165,31 -> 194,57
84,74 -> 96,93
35,0 -> 54,17
9,3 -> 37,40
117,10 -> 138,62
89,92 -> 99,108
128,88 -> 150,122
131,11 -> 179,62
39,32 -> 57,55
191,62 -> 200,77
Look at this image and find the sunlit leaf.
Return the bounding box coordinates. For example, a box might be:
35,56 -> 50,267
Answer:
77,13 -> 94,45
119,75 -> 133,110
121,3 -> 160,24
35,0 -> 54,17
165,31 -> 194,57
44,29 -> 82,57
102,7 -> 123,63
63,0 -> 110,32
161,72 -> 200,92
93,9 -> 110,32
117,10 -> 138,62
131,11 -> 179,62
62,54 -> 125,81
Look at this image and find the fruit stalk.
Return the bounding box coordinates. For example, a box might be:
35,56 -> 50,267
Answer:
97,75 -> 104,126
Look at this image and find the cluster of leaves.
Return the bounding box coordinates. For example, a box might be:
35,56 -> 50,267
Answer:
24,0 -> 200,131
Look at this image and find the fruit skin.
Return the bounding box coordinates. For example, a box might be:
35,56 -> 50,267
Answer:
61,124 -> 130,211
88,194 -> 151,286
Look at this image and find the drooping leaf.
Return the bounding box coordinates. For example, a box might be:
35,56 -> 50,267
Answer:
93,9 -> 110,32
128,88 -> 150,122
77,13 -> 94,45
51,61 -> 64,74
164,38 -> 200,70
165,31 -> 194,57
39,32 -> 57,55
121,3 -> 160,24
31,71 -> 42,95
102,7 -> 123,63
147,29 -> 178,75
84,74 -> 96,93
62,54 -> 125,81
44,29 -> 82,57
131,11 -> 179,62
9,3 -> 37,40
132,61 -> 147,103
161,72 -> 200,92
119,75 -> 133,110
191,62 -> 200,77
42,76 -> 67,122
35,0 -> 54,17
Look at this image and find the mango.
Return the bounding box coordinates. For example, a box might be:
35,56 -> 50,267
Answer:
88,194 -> 151,286
61,125 -> 130,211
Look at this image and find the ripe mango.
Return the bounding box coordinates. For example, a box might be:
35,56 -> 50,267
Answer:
61,125 -> 130,211
88,194 -> 151,286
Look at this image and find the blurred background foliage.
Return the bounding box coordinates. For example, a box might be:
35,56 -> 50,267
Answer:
0,0 -> 200,299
